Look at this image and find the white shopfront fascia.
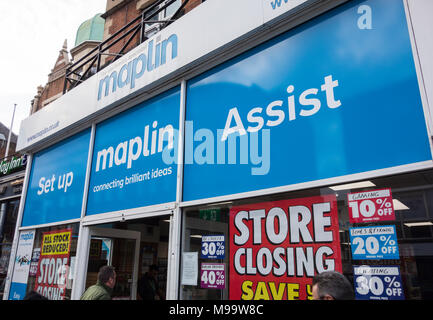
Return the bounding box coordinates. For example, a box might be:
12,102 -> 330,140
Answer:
6,0 -> 433,301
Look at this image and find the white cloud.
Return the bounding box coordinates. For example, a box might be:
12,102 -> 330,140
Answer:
0,0 -> 106,134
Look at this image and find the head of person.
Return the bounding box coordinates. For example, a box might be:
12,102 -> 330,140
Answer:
23,290 -> 49,300
98,265 -> 116,289
312,271 -> 354,300
148,264 -> 159,277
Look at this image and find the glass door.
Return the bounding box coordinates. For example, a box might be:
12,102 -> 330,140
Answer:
85,228 -> 140,300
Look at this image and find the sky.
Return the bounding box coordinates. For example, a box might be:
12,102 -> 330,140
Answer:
0,0 -> 107,135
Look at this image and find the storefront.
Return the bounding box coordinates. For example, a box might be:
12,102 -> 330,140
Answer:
4,0 -> 433,300
0,155 -> 26,299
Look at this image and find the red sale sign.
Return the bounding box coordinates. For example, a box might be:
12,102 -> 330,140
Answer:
348,188 -> 395,223
229,195 -> 342,300
34,229 -> 72,300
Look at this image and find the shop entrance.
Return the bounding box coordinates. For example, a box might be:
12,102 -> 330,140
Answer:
86,228 -> 140,300
83,215 -> 171,300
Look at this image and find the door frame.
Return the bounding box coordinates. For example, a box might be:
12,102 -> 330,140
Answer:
72,226 -> 141,300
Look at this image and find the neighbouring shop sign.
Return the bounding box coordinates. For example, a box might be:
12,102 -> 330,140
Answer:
86,87 -> 180,215
199,209 -> 221,222
183,0 -> 432,202
229,195 -> 341,300
34,229 -> 72,300
9,230 -> 35,300
21,129 -> 91,226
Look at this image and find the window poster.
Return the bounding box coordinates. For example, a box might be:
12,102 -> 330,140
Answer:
200,263 -> 225,289
354,265 -> 405,300
229,195 -> 342,300
9,230 -> 35,300
34,229 -> 72,300
201,235 -> 225,259
350,225 -> 399,260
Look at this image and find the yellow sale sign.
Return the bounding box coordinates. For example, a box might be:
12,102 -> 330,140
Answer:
40,230 -> 71,256
34,229 -> 72,300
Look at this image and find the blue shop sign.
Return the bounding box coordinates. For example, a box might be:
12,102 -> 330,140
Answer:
183,0 -> 432,202
22,129 -> 91,226
86,87 -> 180,215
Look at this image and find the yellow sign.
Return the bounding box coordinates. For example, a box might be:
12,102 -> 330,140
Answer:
40,230 -> 72,256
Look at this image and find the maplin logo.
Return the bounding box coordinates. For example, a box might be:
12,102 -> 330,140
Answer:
98,33 -> 178,100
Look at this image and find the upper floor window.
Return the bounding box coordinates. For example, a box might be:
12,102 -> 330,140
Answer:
144,0 -> 182,36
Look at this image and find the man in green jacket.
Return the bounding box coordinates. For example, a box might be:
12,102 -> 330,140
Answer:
80,265 -> 116,300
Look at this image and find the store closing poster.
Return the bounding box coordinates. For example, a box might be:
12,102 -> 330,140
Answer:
34,229 -> 72,300
229,195 -> 342,300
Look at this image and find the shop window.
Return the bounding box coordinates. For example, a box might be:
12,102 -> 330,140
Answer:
19,223 -> 79,300
0,200 -> 20,299
180,170 -> 433,300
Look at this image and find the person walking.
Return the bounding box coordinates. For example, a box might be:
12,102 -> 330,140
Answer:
137,264 -> 165,300
80,265 -> 116,300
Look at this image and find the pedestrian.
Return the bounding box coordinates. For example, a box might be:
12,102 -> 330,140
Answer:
80,265 -> 116,300
137,264 -> 165,300
311,270 -> 354,300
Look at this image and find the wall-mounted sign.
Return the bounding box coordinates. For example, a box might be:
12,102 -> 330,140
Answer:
201,263 -> 225,290
86,87 -> 180,215
17,0 -> 314,151
183,0 -> 432,202
229,195 -> 341,300
348,189 -> 395,223
21,129 -> 90,227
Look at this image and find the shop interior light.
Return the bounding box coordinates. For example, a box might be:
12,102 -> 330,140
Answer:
190,235 -> 202,239
393,199 -> 410,210
329,181 -> 376,191
204,201 -> 232,207
404,221 -> 433,227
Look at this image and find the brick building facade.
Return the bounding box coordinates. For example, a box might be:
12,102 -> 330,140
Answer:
31,40 -> 71,114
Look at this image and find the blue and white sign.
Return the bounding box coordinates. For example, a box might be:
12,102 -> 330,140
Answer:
183,0 -> 432,202
201,235 -> 225,259
86,87 -> 180,215
354,265 -> 405,300
22,129 -> 91,226
350,225 -> 399,260
9,230 -> 35,300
